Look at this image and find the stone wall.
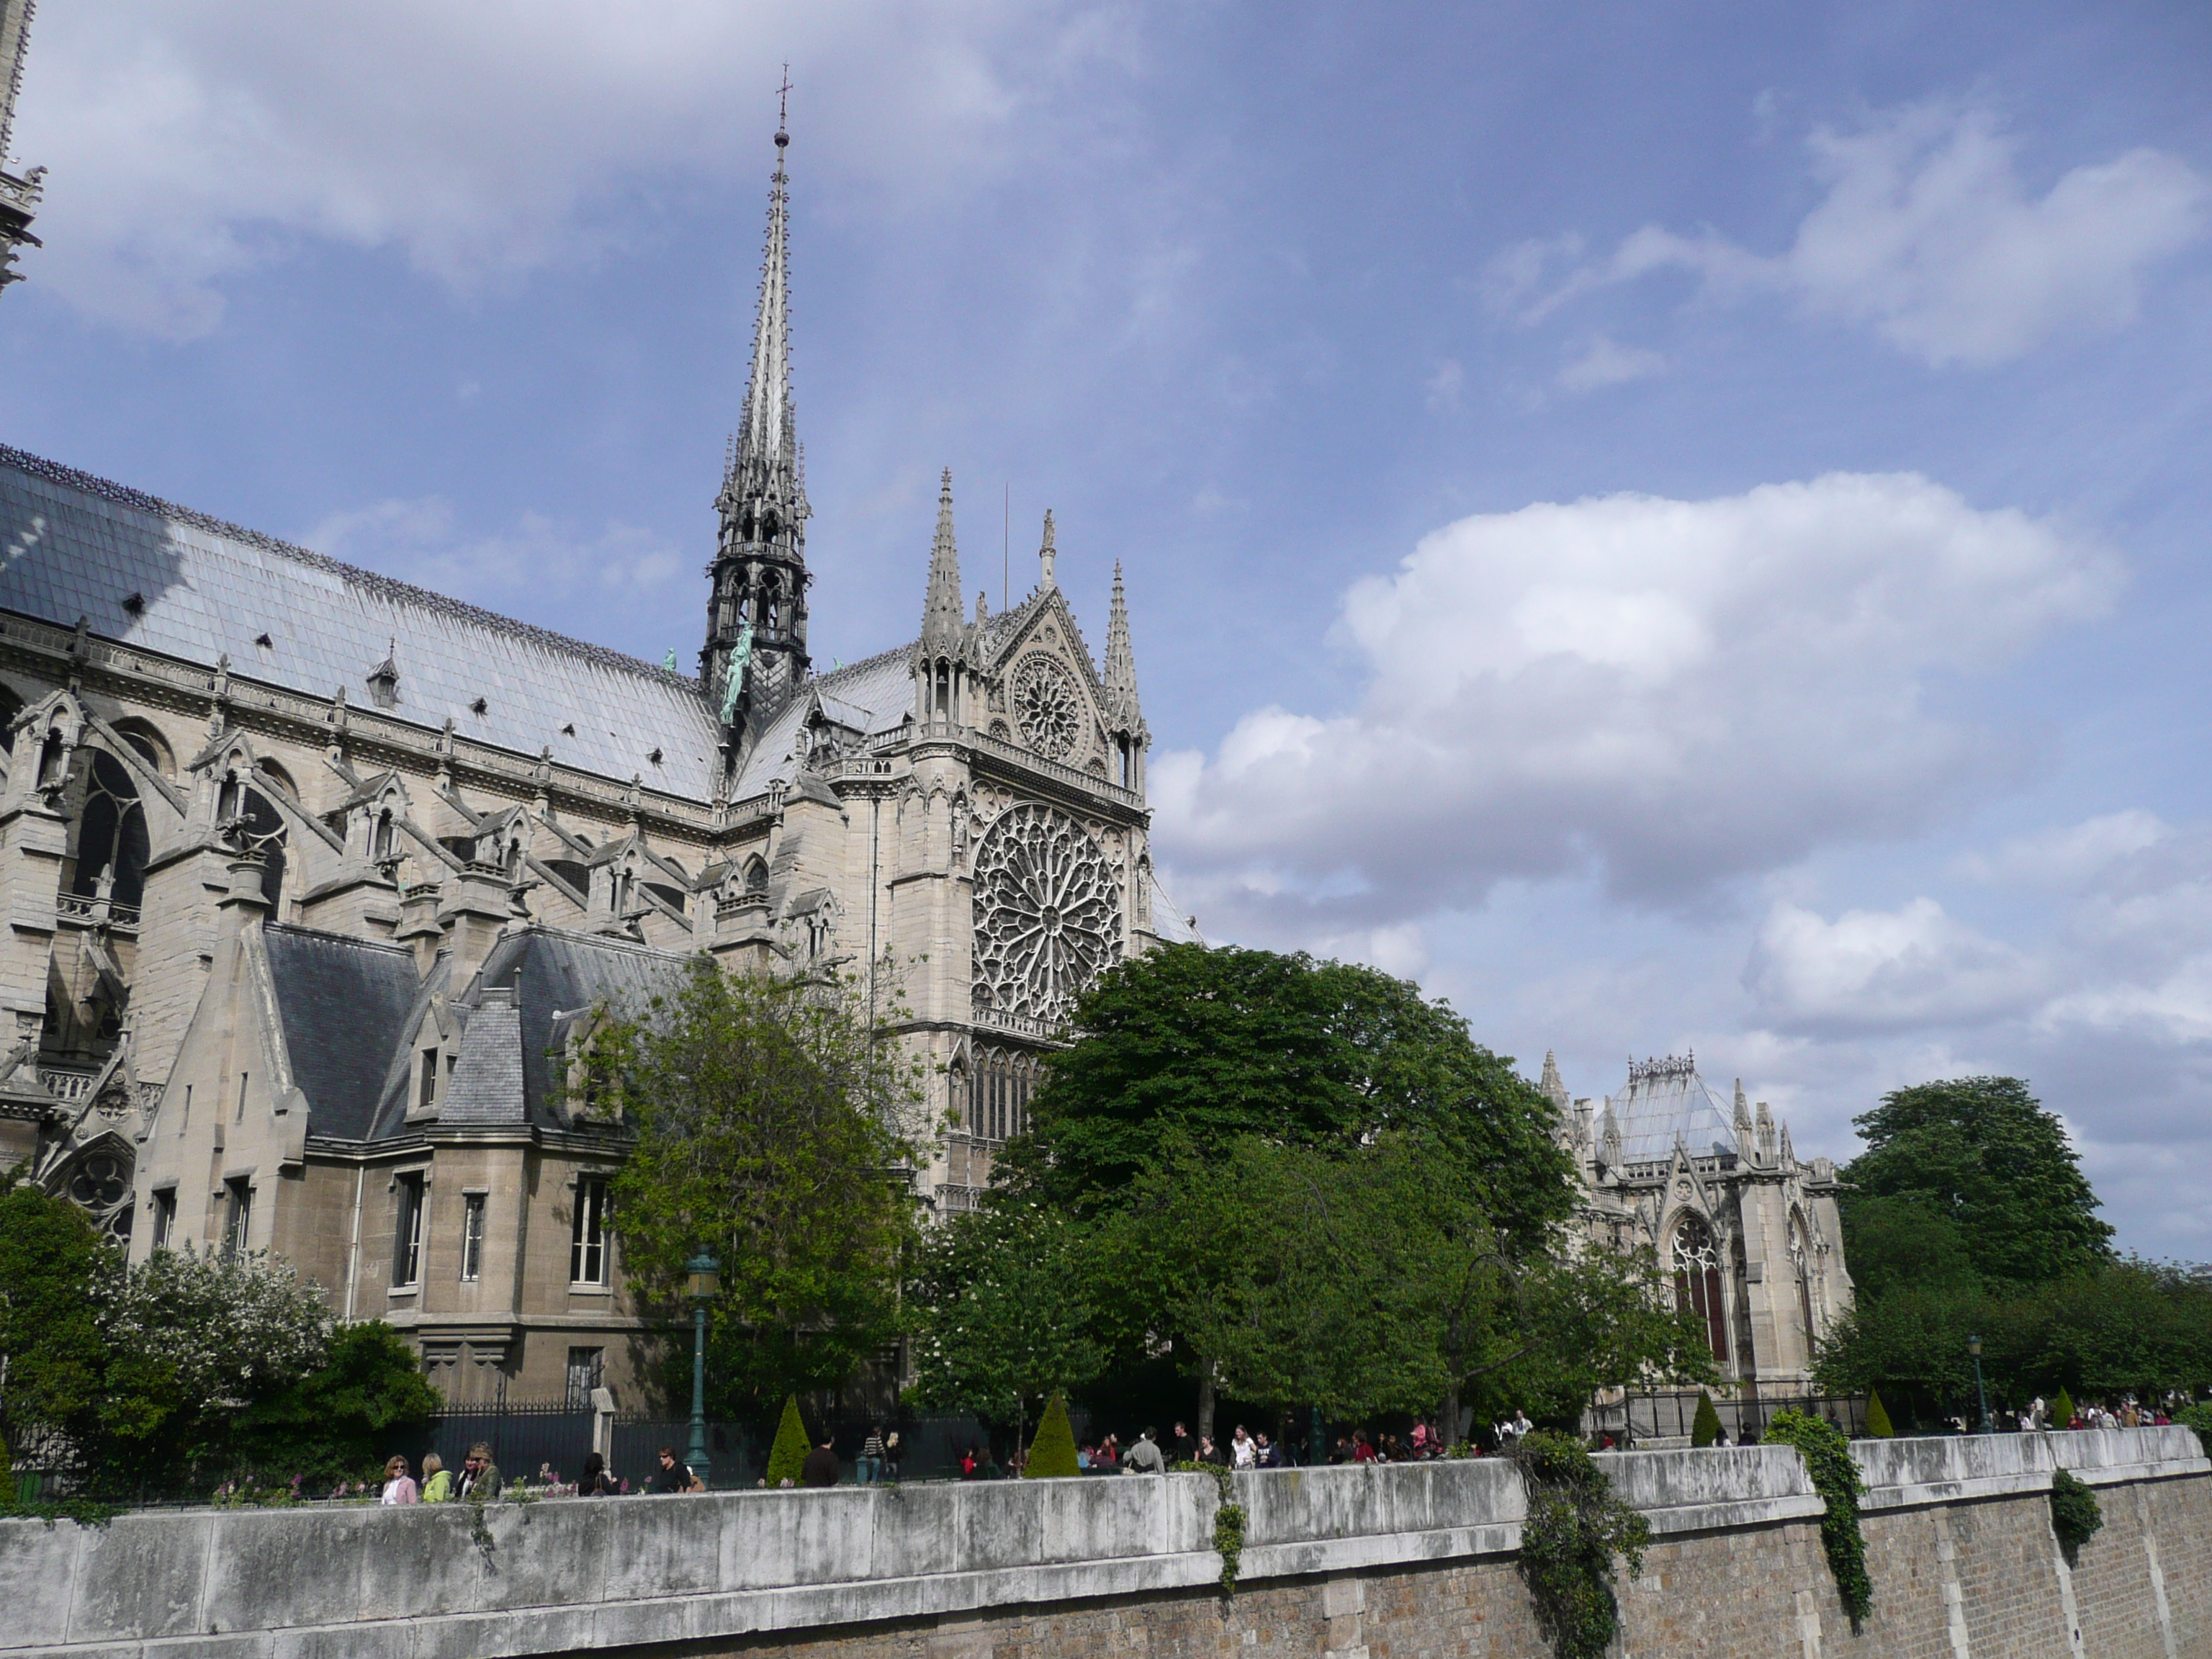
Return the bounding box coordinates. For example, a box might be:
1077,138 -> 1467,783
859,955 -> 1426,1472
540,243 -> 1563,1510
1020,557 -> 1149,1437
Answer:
4,1428 -> 2204,1659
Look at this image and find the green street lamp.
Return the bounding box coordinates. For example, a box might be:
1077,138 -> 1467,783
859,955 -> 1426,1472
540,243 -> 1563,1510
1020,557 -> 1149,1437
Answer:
1969,1332 -> 1992,1435
686,1250 -> 721,1485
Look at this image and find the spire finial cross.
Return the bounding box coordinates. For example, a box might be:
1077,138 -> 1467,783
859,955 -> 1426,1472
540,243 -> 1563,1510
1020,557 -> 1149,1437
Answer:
777,64 -> 792,138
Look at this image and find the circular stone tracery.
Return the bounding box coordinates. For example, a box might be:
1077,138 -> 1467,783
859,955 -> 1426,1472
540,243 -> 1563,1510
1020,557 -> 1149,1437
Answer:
1010,655 -> 1083,760
972,804 -> 1122,1023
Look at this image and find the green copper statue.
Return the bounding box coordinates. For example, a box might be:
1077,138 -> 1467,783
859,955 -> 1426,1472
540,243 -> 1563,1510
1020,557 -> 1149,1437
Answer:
719,621 -> 754,724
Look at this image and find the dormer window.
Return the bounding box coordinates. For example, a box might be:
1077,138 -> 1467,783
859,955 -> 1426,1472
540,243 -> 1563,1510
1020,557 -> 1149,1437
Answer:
366,641 -> 400,709
418,1048 -> 439,1110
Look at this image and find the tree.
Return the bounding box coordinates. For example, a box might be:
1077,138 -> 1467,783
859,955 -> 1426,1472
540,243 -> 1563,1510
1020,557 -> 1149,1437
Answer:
593,961 -> 929,1416
0,1172 -> 114,1466
1863,1389 -> 1894,1439
1025,1394 -> 1079,1478
1843,1078 -> 2111,1287
235,1322 -> 441,1484
1012,945 -> 1575,1246
907,1198 -> 1102,1452
1691,1390 -> 1721,1448
90,1245 -> 332,1491
765,1395 -> 809,1487
1833,1193 -> 1979,1297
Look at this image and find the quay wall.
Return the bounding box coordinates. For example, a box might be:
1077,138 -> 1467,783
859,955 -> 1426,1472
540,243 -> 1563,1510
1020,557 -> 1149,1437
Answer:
3,1427 -> 2206,1658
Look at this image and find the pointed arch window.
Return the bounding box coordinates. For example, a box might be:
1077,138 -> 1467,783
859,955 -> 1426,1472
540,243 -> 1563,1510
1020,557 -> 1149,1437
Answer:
71,750 -> 150,910
372,808 -> 396,861
1671,1212 -> 1729,1362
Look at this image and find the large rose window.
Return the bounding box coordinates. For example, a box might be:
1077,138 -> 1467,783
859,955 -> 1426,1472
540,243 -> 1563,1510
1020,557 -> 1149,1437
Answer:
972,804 -> 1122,1023
1010,655 -> 1083,760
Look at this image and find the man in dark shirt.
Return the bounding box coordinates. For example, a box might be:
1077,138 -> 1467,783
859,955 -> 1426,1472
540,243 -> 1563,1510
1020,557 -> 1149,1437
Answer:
653,1447 -> 696,1493
1169,1422 -> 1196,1466
801,1436 -> 840,1488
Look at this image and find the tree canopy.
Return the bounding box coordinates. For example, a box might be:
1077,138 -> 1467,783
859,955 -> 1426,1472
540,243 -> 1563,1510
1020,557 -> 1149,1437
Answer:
1010,943 -> 1575,1245
593,959 -> 929,1416
1843,1076 -> 2111,1287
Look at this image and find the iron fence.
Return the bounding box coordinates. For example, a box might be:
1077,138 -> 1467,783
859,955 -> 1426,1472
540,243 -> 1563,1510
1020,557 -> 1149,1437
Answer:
1586,1389 -> 1866,1445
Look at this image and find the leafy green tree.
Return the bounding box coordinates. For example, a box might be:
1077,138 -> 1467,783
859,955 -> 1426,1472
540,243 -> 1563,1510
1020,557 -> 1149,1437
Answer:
1012,944 -> 1575,1246
2051,1385 -> 2075,1428
1843,1078 -> 2111,1287
765,1395 -> 809,1486
1025,1394 -> 1079,1478
1691,1390 -> 1721,1447
236,1322 -> 441,1484
591,961 -> 928,1416
1835,1193 -> 1980,1296
89,1245 -> 332,1491
0,1172 -> 114,1465
907,1198 -> 1102,1451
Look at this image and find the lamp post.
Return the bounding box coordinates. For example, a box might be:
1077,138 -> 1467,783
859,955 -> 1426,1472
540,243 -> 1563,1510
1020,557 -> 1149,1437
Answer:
686,1250 -> 721,1485
1969,1333 -> 1992,1434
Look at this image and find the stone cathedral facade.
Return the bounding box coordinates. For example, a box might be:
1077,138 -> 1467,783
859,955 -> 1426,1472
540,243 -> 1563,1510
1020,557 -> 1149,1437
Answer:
1541,1051 -> 1853,1400
0,122 -> 1194,1405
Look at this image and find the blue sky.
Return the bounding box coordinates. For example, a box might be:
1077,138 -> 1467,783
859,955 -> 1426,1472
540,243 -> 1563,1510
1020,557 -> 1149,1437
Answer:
6,1 -> 2212,1252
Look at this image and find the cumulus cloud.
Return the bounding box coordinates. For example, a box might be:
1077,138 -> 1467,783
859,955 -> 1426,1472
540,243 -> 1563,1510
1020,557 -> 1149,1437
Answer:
11,1 -> 1113,336
1745,897 -> 2050,1033
1154,472 -> 2117,920
305,496 -> 682,616
1503,101 -> 2208,367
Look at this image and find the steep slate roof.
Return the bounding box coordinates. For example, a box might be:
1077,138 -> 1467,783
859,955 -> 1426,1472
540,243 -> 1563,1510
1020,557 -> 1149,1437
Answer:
441,989 -> 527,1125
730,645 -> 912,798
260,925 -> 421,1139
1606,1059 -> 1740,1164
0,446 -> 723,797
459,927 -> 696,1127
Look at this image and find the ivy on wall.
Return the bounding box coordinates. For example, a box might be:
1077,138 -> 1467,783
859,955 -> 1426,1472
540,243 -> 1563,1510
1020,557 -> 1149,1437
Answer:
1513,1430 -> 1651,1659
1763,1409 -> 1872,1628
2049,1467 -> 2103,1565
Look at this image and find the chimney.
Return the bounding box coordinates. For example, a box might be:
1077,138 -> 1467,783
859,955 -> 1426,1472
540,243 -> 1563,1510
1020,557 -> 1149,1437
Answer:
438,860 -> 513,986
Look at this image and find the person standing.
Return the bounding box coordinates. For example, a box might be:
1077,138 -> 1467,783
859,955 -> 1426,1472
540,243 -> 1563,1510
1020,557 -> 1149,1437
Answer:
457,1444 -> 503,1501
652,1447 -> 697,1493
858,1424 -> 886,1485
884,1431 -> 904,1483
1123,1429 -> 1165,1474
379,1456 -> 419,1505
801,1434 -> 841,1488
419,1452 -> 452,1503
579,1452 -> 615,1496
1231,1426 -> 1256,1470
1169,1421 -> 1196,1465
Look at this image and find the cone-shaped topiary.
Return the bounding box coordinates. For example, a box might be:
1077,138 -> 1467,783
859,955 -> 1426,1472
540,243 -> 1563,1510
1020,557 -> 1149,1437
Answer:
1864,1390 -> 1895,1439
2052,1386 -> 2076,1429
765,1395 -> 810,1487
1691,1390 -> 1722,1448
1025,1394 -> 1079,1478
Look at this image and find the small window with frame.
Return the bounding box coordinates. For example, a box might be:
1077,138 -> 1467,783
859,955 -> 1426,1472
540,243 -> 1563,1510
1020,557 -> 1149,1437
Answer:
459,1192 -> 486,1282
570,1176 -> 610,1287
392,1171 -> 426,1288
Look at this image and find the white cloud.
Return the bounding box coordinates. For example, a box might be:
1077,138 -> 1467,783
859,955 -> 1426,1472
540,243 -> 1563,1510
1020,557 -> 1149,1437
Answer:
1513,101 -> 2208,367
11,1 -> 1113,337
1154,472 -> 2118,919
1557,334 -> 1665,392
1954,809 -> 2169,887
305,496 -> 682,615
1744,896 -> 2050,1032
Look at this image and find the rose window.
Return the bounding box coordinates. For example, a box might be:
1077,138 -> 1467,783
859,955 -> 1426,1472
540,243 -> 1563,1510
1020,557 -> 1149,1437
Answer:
972,804 -> 1122,1023
1010,655 -> 1083,760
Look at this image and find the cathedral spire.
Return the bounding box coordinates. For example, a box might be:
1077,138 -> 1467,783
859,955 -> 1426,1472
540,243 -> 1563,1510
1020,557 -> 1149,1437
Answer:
1038,510 -> 1058,591
1103,559 -> 1142,729
920,469 -> 966,656
704,105 -> 811,753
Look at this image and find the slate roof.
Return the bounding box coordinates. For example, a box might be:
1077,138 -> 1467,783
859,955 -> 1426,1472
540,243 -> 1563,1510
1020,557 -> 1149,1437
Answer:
260,925 -> 421,1139
459,927 -> 696,1128
0,446 -> 724,797
1606,1059 -> 1740,1164
441,988 -> 526,1125
729,645 -> 912,798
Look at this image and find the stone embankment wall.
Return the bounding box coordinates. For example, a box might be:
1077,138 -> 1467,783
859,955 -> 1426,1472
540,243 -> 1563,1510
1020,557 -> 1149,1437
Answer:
3,1427 -> 2204,1659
